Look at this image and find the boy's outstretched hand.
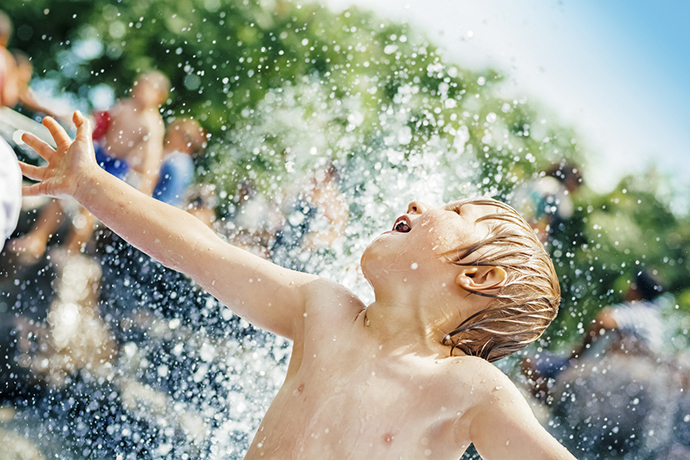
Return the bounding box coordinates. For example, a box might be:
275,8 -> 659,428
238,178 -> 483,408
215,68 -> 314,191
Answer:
15,110 -> 317,340
19,112 -> 98,199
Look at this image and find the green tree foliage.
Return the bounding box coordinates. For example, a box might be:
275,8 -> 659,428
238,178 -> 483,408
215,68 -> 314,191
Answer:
3,0 -> 689,351
544,170 -> 690,351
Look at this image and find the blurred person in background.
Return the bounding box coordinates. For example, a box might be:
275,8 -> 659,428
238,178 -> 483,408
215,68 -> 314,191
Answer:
526,270 -> 677,459
184,182 -> 218,229
271,162 -> 349,270
271,162 -> 349,271
228,180 -> 282,258
11,51 -> 72,124
152,117 -> 207,207
522,269 -> 666,399
511,161 -> 583,243
8,71 -> 169,262
0,11 -> 19,109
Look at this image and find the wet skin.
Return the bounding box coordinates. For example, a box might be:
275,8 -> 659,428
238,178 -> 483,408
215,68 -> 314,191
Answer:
243,202 -> 572,460
18,116 -> 576,460
246,279 -> 503,460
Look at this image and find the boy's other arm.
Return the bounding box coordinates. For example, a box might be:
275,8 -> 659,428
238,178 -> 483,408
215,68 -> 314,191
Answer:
466,369 -> 577,460
19,114 -> 318,339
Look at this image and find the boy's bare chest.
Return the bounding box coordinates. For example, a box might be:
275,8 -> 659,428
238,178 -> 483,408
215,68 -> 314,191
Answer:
104,108 -> 157,155
245,338 -> 475,460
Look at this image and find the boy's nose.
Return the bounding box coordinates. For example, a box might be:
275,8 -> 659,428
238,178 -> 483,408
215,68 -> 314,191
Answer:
407,201 -> 430,215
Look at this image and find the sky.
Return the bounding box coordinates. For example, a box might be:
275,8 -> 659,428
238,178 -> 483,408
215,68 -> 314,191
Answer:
318,0 -> 690,197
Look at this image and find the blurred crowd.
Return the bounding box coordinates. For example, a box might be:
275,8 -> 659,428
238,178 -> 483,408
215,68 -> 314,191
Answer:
510,162 -> 690,458
1,9 -> 350,458
2,7 -> 690,460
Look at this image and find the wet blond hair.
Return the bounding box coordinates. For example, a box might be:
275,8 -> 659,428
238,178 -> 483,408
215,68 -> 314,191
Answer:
442,197 -> 561,362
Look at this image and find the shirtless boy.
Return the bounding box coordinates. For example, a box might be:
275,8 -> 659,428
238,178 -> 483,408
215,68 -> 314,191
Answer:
18,113 -> 577,460
9,71 -> 169,260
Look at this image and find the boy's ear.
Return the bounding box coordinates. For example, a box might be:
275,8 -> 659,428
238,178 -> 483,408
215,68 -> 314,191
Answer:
455,266 -> 507,293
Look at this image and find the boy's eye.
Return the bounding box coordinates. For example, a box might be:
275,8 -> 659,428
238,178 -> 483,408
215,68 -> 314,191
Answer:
394,221 -> 411,233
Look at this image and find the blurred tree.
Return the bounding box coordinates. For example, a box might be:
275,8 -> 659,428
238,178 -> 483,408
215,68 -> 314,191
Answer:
3,1 -> 690,459
3,0 -> 689,350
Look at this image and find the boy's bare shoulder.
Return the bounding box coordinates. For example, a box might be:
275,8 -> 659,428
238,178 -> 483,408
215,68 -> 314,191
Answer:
437,354 -> 523,404
303,277 -> 365,319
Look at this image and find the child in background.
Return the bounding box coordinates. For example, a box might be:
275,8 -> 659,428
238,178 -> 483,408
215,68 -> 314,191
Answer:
8,71 -> 169,261
152,118 -> 207,207
18,113 -> 577,460
89,70 -> 169,193
511,162 -> 583,243
12,51 -> 73,124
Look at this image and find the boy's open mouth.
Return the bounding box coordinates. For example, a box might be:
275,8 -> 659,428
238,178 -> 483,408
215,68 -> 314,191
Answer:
393,215 -> 412,233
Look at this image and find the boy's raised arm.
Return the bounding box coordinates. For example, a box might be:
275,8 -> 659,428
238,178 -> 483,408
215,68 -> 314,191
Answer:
466,368 -> 577,460
19,113 -> 318,339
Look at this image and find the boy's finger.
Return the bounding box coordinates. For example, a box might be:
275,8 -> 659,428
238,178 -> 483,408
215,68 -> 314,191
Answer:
22,182 -> 44,197
22,132 -> 57,162
42,116 -> 72,150
18,162 -> 46,181
73,110 -> 92,139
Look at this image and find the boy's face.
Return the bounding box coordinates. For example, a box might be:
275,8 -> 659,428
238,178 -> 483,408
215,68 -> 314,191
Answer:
361,200 -> 497,286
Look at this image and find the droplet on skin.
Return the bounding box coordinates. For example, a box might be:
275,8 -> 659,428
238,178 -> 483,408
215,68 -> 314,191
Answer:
410,262 -> 418,269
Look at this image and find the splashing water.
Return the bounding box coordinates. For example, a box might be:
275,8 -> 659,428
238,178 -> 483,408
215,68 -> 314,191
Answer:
3,1 -> 690,459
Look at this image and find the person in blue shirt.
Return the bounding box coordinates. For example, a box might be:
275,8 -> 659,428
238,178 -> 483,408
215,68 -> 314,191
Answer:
522,269 -> 665,399
152,118 -> 207,207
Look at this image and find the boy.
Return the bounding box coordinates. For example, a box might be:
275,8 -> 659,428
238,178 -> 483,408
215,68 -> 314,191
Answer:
18,113 -> 577,460
9,71 -> 169,260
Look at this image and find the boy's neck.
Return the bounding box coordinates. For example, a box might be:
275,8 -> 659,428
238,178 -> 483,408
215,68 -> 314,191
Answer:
362,286 -> 459,356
